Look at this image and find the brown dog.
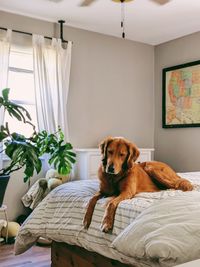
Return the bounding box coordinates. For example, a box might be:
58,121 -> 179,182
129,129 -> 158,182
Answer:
83,137 -> 193,233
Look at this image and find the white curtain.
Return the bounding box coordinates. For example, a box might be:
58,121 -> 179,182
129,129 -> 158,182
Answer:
0,29 -> 12,125
0,29 -> 12,169
32,35 -> 72,141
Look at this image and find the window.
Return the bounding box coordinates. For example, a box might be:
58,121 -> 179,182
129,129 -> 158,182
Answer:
5,46 -> 38,137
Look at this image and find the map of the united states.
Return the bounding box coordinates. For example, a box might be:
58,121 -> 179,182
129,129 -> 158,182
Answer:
166,66 -> 200,125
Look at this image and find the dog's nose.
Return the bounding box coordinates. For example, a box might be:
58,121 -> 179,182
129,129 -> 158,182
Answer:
108,164 -> 115,174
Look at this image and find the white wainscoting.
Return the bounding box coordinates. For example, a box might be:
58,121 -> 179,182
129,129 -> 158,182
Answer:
73,148 -> 154,180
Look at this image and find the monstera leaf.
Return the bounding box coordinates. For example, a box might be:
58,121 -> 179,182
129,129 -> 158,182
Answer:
34,127 -> 76,176
0,88 -> 32,123
4,134 -> 42,183
48,142 -> 76,175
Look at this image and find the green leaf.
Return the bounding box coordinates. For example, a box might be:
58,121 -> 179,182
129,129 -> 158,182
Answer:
2,88 -> 10,101
24,161 -> 34,178
5,143 -> 18,158
24,176 -> 29,183
66,151 -> 76,157
66,155 -> 76,164
65,143 -> 73,149
0,132 -> 8,142
11,132 -> 26,141
15,105 -> 32,121
11,147 -> 23,162
1,88 -> 32,124
7,108 -> 22,121
34,159 -> 42,174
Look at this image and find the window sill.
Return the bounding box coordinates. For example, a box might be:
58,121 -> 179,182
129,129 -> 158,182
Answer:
2,154 -> 46,162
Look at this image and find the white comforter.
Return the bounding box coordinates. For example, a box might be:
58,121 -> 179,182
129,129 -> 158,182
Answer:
15,172 -> 200,267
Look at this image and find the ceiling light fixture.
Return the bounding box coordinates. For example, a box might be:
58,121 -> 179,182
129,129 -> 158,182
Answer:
112,0 -> 134,39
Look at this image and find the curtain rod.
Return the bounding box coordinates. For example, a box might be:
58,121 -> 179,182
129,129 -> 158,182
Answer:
0,20 -> 68,43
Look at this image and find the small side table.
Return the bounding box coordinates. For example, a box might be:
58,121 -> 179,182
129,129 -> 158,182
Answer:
0,205 -> 8,243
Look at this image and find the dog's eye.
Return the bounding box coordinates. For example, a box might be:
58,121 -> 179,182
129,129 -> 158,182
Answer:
108,150 -> 113,155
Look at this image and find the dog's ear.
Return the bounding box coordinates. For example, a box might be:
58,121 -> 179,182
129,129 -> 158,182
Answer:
99,137 -> 114,167
126,142 -> 140,168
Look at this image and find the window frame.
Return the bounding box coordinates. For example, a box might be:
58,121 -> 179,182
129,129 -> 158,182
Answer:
3,49 -> 38,154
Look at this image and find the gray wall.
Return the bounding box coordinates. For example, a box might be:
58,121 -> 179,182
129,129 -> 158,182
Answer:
155,32 -> 200,172
65,27 -> 155,148
0,11 -> 154,220
1,11 -> 155,149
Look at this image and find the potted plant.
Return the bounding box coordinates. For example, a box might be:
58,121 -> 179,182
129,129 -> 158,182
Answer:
0,88 -> 76,207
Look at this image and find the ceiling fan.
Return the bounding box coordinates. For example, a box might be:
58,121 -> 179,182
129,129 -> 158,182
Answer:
48,0 -> 64,2
80,0 -> 171,7
79,0 -> 171,39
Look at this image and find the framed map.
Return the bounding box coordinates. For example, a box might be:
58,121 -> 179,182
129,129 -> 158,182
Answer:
162,60 -> 200,128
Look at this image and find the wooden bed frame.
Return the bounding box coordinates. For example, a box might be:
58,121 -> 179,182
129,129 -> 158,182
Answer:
51,241 -> 134,267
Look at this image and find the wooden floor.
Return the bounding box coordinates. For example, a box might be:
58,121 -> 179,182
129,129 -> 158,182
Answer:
0,243 -> 51,267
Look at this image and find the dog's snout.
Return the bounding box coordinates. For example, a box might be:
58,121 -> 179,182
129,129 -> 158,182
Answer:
108,164 -> 115,174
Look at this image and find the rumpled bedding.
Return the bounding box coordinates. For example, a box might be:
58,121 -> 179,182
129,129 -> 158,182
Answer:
21,179 -> 50,210
112,191 -> 200,267
15,172 -> 200,267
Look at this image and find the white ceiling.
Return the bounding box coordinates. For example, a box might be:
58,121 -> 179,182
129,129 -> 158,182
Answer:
1,0 -> 200,45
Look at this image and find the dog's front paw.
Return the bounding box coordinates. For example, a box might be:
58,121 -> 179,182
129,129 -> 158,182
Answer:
100,217 -> 113,233
83,215 -> 91,229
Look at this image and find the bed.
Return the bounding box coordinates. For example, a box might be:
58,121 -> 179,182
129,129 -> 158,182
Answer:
15,172 -> 200,267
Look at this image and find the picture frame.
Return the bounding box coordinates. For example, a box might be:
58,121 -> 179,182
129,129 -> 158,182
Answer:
162,60 -> 200,128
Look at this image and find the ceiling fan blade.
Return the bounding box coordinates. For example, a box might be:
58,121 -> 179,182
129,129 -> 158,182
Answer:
79,0 -> 97,6
150,0 -> 171,5
48,0 -> 63,2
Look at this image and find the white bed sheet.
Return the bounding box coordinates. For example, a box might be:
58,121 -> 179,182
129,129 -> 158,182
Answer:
15,172 -> 200,267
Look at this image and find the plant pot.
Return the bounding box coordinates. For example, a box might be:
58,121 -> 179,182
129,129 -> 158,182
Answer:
0,175 -> 10,207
